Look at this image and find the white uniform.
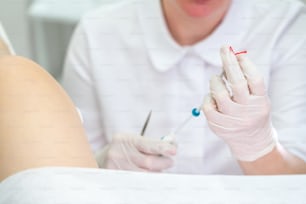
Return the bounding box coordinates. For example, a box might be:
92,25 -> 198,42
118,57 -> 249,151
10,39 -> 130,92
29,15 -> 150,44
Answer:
61,0 -> 306,174
0,22 -> 15,55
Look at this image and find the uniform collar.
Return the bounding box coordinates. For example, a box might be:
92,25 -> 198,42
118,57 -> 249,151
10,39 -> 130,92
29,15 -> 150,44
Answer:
137,0 -> 251,72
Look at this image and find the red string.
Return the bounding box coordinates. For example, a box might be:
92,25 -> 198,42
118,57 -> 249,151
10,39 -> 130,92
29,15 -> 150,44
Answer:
229,46 -> 247,55
235,51 -> 248,55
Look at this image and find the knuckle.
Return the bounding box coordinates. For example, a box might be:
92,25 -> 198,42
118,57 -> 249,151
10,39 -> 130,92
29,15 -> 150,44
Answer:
216,98 -> 233,114
217,104 -> 227,113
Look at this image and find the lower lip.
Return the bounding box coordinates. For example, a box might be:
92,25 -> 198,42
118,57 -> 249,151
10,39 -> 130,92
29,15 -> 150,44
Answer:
193,0 -> 208,4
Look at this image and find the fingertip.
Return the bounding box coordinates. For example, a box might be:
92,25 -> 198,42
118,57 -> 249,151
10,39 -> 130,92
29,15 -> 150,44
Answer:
160,141 -> 177,157
166,148 -> 177,156
220,45 -> 230,54
166,143 -> 177,156
145,138 -> 177,157
155,157 -> 175,171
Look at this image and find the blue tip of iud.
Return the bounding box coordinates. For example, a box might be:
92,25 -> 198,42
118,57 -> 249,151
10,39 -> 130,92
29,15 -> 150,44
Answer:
192,108 -> 201,117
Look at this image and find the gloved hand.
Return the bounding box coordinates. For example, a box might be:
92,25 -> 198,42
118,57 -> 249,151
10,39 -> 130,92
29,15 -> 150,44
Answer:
95,134 -> 177,171
202,46 -> 278,161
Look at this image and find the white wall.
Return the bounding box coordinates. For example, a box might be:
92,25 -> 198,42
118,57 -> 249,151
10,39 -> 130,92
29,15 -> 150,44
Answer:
0,0 -> 33,58
0,0 -> 124,59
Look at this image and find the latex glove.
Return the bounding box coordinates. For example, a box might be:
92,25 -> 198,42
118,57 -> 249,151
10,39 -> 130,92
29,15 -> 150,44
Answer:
202,46 -> 277,161
95,134 -> 177,171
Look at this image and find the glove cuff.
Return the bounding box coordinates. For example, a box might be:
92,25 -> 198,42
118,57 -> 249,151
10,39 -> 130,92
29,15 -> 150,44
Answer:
232,127 -> 278,162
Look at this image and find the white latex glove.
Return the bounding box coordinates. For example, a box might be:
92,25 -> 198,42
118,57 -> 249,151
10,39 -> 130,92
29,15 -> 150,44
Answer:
95,134 -> 177,172
203,46 -> 278,162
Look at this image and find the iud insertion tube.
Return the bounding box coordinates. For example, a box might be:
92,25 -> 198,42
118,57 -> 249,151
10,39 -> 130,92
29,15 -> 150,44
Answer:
230,46 -> 248,55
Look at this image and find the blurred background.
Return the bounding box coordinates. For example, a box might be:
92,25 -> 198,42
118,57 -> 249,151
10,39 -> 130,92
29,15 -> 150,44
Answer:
0,0 -> 305,80
0,0 -> 122,80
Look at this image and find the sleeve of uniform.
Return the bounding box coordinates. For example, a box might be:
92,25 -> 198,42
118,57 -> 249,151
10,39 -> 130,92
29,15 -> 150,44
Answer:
270,4 -> 306,161
61,20 -> 106,152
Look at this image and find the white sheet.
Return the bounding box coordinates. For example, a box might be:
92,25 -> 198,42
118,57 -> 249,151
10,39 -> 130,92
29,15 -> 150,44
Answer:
0,167 -> 305,204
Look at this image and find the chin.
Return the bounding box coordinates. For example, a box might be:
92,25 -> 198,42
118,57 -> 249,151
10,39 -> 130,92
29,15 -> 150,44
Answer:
177,0 -> 219,18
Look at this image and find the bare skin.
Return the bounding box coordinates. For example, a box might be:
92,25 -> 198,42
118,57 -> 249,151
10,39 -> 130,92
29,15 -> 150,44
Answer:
161,0 -> 232,45
162,0 -> 306,174
0,0 -> 305,177
0,50 -> 98,181
239,145 -> 306,175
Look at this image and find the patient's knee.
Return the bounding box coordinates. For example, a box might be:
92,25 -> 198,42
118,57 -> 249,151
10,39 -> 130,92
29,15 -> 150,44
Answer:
0,56 -> 40,72
0,56 -> 54,85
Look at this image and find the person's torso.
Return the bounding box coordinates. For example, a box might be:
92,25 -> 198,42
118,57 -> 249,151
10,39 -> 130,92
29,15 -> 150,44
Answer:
81,0 -> 305,174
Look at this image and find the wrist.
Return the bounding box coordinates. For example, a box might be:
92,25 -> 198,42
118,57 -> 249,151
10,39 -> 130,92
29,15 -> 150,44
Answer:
239,143 -> 306,175
231,127 -> 278,162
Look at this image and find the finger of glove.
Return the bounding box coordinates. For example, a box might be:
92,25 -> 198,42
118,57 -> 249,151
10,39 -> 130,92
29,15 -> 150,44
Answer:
134,153 -> 174,171
220,46 -> 249,104
106,145 -> 149,172
135,137 -> 177,157
203,94 -> 241,126
236,54 -> 266,96
210,76 -> 264,117
203,95 -> 269,139
203,101 -> 245,128
107,155 -> 149,172
210,75 -> 238,115
202,94 -> 217,112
